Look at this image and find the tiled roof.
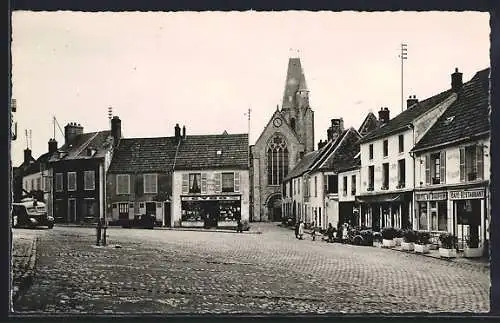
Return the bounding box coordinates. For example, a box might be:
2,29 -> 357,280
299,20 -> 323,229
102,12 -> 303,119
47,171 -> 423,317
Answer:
317,128 -> 362,172
359,89 -> 454,144
24,152 -> 53,176
283,150 -> 320,181
49,130 -> 112,162
108,136 -> 179,173
174,134 -> 249,170
336,156 -> 361,173
412,68 -> 490,152
358,112 -> 381,137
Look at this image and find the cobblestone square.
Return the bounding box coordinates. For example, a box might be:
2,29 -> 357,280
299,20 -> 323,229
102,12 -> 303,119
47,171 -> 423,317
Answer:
12,223 -> 490,314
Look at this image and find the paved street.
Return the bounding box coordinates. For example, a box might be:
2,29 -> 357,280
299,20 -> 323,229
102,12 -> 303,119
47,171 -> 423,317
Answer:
13,223 -> 490,314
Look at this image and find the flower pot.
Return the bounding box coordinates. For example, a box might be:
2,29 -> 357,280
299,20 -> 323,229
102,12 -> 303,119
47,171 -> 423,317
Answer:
382,239 -> 396,248
464,247 -> 483,258
373,241 -> 382,248
401,241 -> 414,251
414,243 -> 430,254
439,248 -> 457,258
394,237 -> 403,246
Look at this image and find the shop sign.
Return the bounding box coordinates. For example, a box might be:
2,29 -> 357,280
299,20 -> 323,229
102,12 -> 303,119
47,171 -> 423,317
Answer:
415,191 -> 447,201
181,195 -> 241,201
449,189 -> 484,200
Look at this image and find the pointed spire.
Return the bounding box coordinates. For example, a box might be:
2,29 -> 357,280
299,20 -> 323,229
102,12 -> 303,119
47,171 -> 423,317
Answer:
298,72 -> 308,91
282,57 -> 305,110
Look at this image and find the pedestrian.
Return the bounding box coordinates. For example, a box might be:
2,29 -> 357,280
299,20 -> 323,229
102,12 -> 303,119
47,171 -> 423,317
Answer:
298,221 -> 305,240
294,222 -> 300,239
310,221 -> 316,241
342,223 -> 349,244
326,223 -> 334,243
236,219 -> 243,233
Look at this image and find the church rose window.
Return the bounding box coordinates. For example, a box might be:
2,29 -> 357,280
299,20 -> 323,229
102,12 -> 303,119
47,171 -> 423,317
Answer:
267,134 -> 289,186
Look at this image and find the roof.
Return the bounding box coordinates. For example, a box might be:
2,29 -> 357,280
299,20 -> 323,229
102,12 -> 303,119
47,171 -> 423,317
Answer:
108,133 -> 249,173
359,89 -> 454,144
108,136 -> 179,173
412,68 -> 490,152
283,150 -> 320,181
282,57 -> 307,110
23,152 -> 53,176
317,128 -> 362,172
49,130 -> 112,162
174,133 -> 249,170
358,112 -> 381,137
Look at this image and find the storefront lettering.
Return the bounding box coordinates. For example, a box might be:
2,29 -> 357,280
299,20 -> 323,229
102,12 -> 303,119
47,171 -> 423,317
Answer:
449,189 -> 484,200
181,195 -> 241,201
415,192 -> 447,201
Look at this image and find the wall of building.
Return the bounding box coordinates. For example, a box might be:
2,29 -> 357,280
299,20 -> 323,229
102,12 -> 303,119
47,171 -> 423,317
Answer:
338,169 -> 360,202
172,169 -> 250,227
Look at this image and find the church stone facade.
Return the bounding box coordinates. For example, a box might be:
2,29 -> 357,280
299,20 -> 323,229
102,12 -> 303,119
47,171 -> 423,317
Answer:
250,57 -> 315,222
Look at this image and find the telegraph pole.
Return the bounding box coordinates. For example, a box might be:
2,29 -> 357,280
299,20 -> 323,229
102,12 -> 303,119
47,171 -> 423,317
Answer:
399,43 -> 408,112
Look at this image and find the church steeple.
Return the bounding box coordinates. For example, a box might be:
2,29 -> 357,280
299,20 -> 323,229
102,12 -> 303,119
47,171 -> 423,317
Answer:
282,57 -> 307,110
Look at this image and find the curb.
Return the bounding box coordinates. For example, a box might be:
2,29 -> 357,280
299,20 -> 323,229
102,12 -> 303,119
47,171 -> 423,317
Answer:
55,224 -> 263,235
12,237 -> 38,306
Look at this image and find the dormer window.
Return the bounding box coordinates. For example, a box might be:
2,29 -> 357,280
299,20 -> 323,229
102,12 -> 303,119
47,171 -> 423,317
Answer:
443,116 -> 455,126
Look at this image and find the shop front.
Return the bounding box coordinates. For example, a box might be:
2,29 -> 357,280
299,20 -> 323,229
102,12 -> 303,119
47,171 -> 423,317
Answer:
357,192 -> 412,231
414,190 -> 448,232
181,195 -> 241,228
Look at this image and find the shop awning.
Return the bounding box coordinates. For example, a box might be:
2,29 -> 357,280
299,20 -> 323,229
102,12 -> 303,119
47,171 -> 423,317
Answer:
356,192 -> 411,204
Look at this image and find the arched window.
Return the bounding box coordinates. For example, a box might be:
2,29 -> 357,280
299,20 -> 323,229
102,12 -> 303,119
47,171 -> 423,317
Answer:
290,118 -> 296,131
267,134 -> 289,185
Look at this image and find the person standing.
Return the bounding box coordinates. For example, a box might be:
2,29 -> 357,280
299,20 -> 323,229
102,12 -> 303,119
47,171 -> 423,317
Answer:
298,221 -> 305,240
295,222 -> 300,239
342,223 -> 349,244
310,221 -> 316,241
326,223 -> 334,243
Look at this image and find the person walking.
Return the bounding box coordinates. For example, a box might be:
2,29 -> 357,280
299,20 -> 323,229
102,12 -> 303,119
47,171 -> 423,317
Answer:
342,223 -> 349,244
326,223 -> 334,243
310,221 -> 317,241
236,219 -> 243,233
294,222 -> 300,239
298,221 -> 305,240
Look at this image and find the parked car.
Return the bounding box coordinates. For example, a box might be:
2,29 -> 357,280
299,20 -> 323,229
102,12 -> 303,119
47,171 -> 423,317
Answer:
12,198 -> 54,229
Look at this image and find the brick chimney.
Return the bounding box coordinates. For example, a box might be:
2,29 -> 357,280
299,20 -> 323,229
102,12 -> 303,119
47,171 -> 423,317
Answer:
406,95 -> 418,109
327,129 -> 333,141
451,67 -> 463,92
64,122 -> 84,145
48,138 -> 58,154
329,118 -> 344,141
174,124 -> 181,142
23,148 -> 32,165
318,140 -> 324,150
378,107 -> 390,124
111,116 -> 121,147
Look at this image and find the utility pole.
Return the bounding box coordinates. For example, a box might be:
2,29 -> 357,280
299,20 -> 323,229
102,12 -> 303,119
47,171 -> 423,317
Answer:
399,43 -> 408,112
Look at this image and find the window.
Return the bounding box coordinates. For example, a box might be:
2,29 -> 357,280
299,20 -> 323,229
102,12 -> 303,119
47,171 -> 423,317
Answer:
289,181 -> 292,197
326,175 -> 338,194
55,173 -> 63,192
189,173 -> 201,193
426,151 -> 446,185
314,176 -> 317,197
398,159 -> 406,187
368,166 -> 375,191
267,135 -> 289,185
383,140 -> 388,157
68,172 -> 77,191
460,145 -> 484,182
222,172 -> 235,192
398,135 -> 404,153
36,178 -> 41,191
84,171 -> 96,190
143,174 -> 158,194
369,144 -> 374,160
343,176 -> 348,195
116,174 -> 130,194
83,198 -> 97,219
437,201 -> 448,231
298,178 -> 300,194
382,163 -> 389,189
418,202 -> 428,230
351,175 -> 356,195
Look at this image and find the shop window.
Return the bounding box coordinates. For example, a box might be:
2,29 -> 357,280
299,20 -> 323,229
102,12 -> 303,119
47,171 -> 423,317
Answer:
438,201 -> 447,231
84,170 -> 95,191
116,174 -> 130,195
67,172 -> 77,191
219,200 -> 241,222
460,145 -> 484,182
368,166 -> 374,191
143,173 -> 158,194
222,173 -> 235,192
369,144 -> 374,160
418,202 -> 428,230
189,173 -> 201,193
398,159 -> 406,188
382,163 -> 389,190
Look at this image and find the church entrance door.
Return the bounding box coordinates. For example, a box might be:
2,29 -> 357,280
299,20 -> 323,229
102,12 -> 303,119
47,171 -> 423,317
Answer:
267,194 -> 282,222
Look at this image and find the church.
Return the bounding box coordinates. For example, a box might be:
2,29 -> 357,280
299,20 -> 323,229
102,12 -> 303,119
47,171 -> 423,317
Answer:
249,56 -> 315,222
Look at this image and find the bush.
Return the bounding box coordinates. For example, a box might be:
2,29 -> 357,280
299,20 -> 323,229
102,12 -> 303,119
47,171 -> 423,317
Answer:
402,229 -> 417,243
394,228 -> 403,238
381,227 -> 397,240
439,232 -> 458,249
359,229 -> 374,245
416,231 -> 431,245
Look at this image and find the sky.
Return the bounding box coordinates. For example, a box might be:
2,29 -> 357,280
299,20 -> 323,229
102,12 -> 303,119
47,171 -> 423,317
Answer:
11,11 -> 490,166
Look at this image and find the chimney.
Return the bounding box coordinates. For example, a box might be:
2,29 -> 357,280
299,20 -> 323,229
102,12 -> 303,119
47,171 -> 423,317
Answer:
378,107 -> 390,124
451,67 -> 463,92
48,138 -> 58,154
406,95 -> 419,109
111,116 -> 122,147
318,140 -> 323,150
64,122 -> 84,145
23,148 -> 32,164
174,124 -> 181,141
182,125 -> 186,139
329,118 -> 344,141
327,128 -> 333,141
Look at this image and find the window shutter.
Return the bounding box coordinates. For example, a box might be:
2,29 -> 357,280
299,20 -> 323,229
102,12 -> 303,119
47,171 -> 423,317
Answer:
182,174 -> 189,194
215,173 -> 221,193
201,173 -> 207,194
459,147 -> 465,182
425,155 -> 430,185
440,151 -> 446,184
476,145 -> 484,180
234,172 -> 240,192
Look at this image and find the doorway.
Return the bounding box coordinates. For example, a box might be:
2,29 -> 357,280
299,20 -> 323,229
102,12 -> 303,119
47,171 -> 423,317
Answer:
267,194 -> 282,222
164,202 -> 171,227
372,204 -> 381,231
145,202 -> 156,217
203,201 -> 219,228
68,199 -> 77,223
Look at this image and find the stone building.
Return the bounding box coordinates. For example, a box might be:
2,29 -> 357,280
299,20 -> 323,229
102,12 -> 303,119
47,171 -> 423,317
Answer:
250,56 -> 315,222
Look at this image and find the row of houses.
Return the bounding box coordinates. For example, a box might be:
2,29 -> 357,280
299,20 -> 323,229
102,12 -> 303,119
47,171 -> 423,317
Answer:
283,67 -> 490,253
14,120 -> 250,228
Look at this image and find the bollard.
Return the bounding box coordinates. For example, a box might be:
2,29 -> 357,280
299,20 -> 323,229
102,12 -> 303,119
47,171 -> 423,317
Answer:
96,220 -> 102,246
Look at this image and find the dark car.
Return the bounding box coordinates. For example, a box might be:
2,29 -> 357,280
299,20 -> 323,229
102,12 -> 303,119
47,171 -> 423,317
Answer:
12,200 -> 54,229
